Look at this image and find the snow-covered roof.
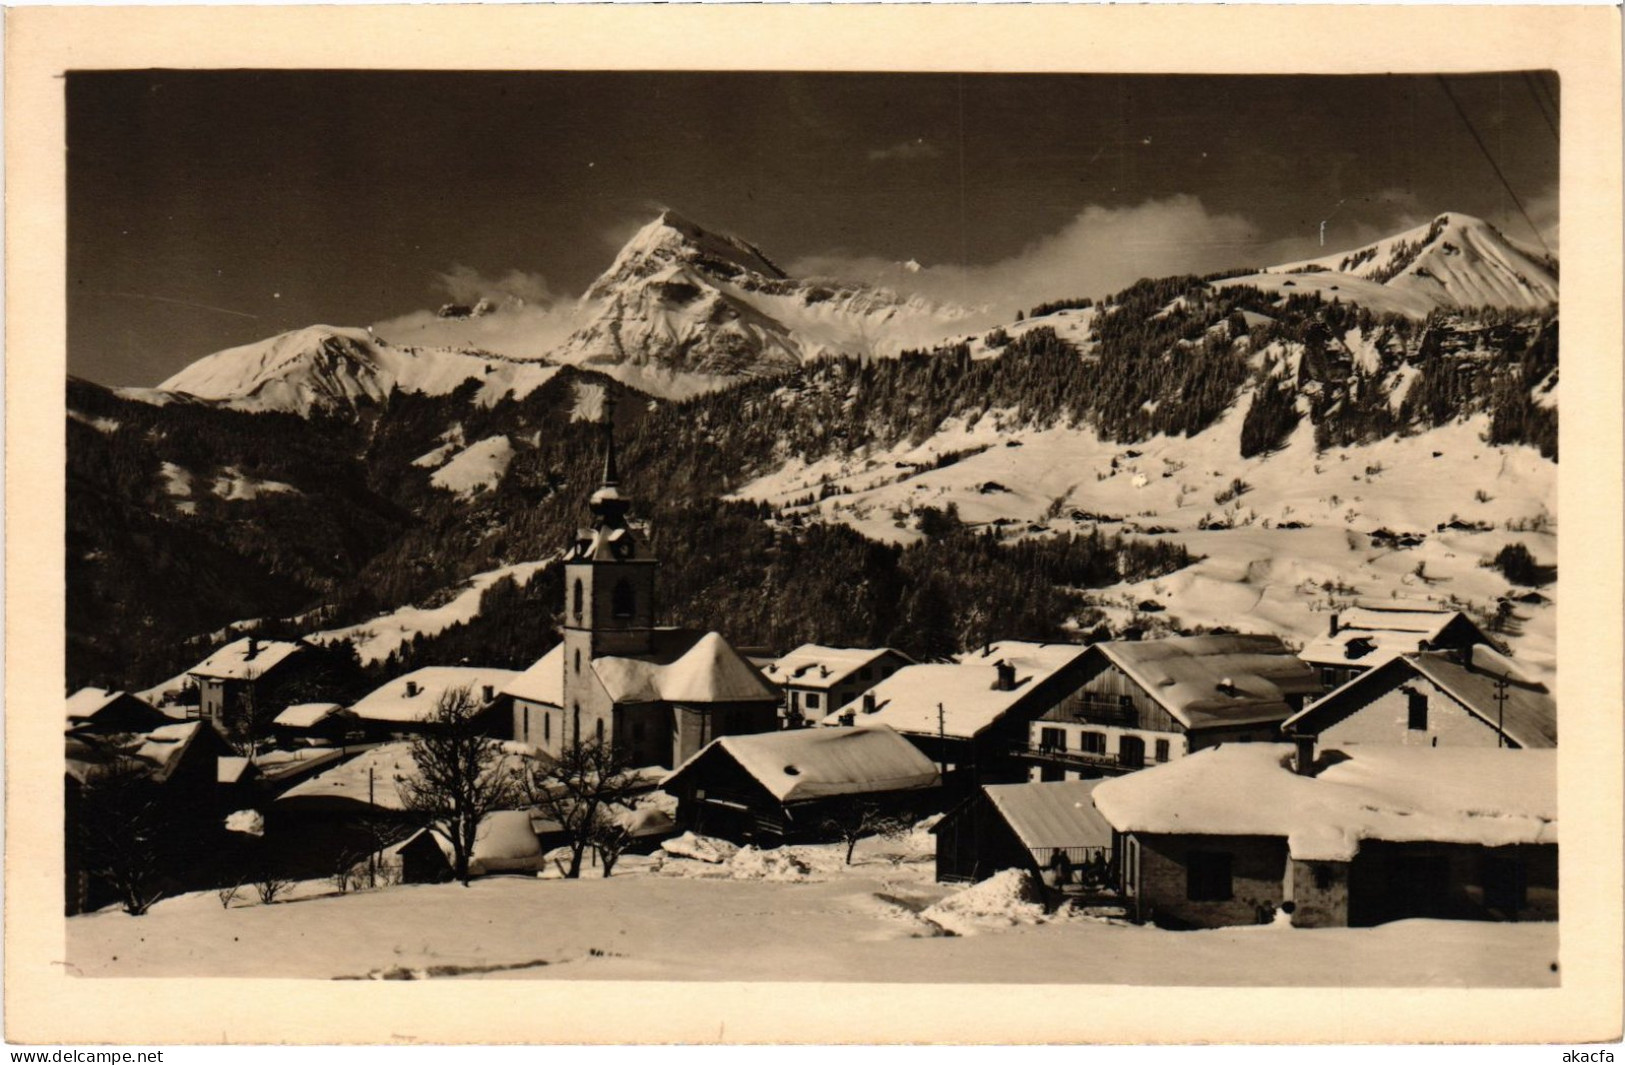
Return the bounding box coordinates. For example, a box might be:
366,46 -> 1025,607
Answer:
828,642 -> 1090,740
1285,646 -> 1555,749
505,644 -> 566,705
66,687 -> 124,721
595,632 -> 777,705
1091,743 -> 1556,861
1298,606 -> 1484,669
349,666 -> 518,724
664,725 -> 940,805
762,645 -> 911,691
188,637 -> 306,681
217,756 -> 254,785
273,702 -> 347,729
1097,635 -> 1321,731
65,721 -> 217,785
981,779 -> 1115,852
278,740 -> 529,810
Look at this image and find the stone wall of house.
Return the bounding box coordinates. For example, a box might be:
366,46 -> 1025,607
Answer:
1135,832 -> 1288,928
1287,858 -> 1351,927
1318,674 -> 1505,748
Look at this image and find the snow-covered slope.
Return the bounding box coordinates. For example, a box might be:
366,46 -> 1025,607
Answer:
551,211 -> 976,386
730,405 -> 1556,682
1221,214 -> 1557,317
157,325 -> 560,416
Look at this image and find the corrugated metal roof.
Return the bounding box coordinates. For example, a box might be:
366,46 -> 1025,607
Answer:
982,779 -> 1115,851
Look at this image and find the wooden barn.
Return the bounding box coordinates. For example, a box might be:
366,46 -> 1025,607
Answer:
1091,741 -> 1557,929
661,725 -> 941,845
932,779 -> 1116,896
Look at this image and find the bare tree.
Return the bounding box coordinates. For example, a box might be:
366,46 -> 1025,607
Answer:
818,800 -> 916,866
396,685 -> 522,886
590,817 -> 635,878
526,739 -> 643,879
70,752 -> 172,915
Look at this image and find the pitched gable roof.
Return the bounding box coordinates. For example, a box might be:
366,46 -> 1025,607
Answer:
188,637 -> 306,680
762,645 -> 912,691
1097,634 -> 1320,730
504,643 -> 566,706
664,725 -> 939,804
982,779 -> 1115,851
349,666 -> 517,724
1299,605 -> 1489,669
1285,646 -> 1555,748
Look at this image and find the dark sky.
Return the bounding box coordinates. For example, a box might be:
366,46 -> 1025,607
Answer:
68,71 -> 1559,386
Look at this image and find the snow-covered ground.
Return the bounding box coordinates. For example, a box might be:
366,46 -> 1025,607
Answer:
67,829 -> 1557,985
308,558 -> 552,665
730,409 -> 1555,681
428,435 -> 516,498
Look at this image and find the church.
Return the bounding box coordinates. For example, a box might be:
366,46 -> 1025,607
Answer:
505,407 -> 780,769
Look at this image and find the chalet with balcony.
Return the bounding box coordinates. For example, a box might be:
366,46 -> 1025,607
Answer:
1283,644 -> 1554,749
1022,634 -> 1321,781
761,644 -> 914,726
824,640 -> 1093,786
1298,604 -> 1492,691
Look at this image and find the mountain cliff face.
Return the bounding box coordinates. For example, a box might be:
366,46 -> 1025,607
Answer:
552,211 -> 977,381
1225,213 -> 1558,318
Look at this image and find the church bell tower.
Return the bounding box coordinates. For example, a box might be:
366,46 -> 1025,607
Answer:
561,396 -> 657,705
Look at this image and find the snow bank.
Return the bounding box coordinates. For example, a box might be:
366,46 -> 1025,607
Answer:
920,869 -> 1048,936
659,832 -> 738,864
729,846 -> 814,882
224,809 -> 266,837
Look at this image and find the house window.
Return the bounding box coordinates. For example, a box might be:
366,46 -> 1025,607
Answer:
1039,727 -> 1066,752
596,719 -> 605,744
1320,666 -> 1339,689
1187,851 -> 1234,901
1155,738 -> 1170,763
806,693 -> 821,710
1313,864 -> 1335,892
574,649 -> 582,674
544,712 -> 551,743
1118,735 -> 1146,769
612,579 -> 635,619
1040,765 -> 1064,782
1407,690 -> 1429,731
572,579 -> 584,620
1079,732 -> 1106,755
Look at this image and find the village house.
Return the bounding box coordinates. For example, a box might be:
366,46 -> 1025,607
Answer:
1091,741 -> 1557,929
184,636 -> 317,730
1020,634 -> 1321,781
507,409 -> 779,768
932,778 -> 1115,897
825,640 -> 1094,786
761,644 -> 914,725
270,701 -> 361,746
1283,645 -> 1555,749
65,687 -> 170,734
1298,604 -> 1493,691
660,725 -> 940,845
348,666 -> 517,740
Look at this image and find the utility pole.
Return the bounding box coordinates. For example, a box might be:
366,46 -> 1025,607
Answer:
937,702 -> 947,778
1493,673 -> 1510,748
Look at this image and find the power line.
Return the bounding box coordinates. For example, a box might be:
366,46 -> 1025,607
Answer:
1435,75 -> 1552,257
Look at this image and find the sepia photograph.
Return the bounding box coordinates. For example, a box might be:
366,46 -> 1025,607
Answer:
7,2 -> 1622,1049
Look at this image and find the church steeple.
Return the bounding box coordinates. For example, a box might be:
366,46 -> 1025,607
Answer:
588,393 -> 632,529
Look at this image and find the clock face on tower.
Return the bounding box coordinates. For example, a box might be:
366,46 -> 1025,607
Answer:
611,538 -> 635,561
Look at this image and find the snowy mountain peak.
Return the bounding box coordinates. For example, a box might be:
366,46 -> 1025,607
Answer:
1244,212 -> 1558,317
154,325 -> 560,417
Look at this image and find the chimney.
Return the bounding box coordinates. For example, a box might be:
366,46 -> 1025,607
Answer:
993,660 -> 1016,692
1217,676 -> 1237,697
1418,639 -> 1430,653
982,642 -> 993,658
862,691 -> 877,714
1328,613 -> 1340,636
405,680 -> 420,698
482,684 -> 495,703
246,636 -> 260,660
1292,734 -> 1317,776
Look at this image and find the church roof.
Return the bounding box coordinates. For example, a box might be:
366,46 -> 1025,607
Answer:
505,644 -> 566,705
595,632 -> 778,705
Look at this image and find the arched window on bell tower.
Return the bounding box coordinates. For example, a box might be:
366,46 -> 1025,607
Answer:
612,578 -> 635,619
572,578 -> 584,621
